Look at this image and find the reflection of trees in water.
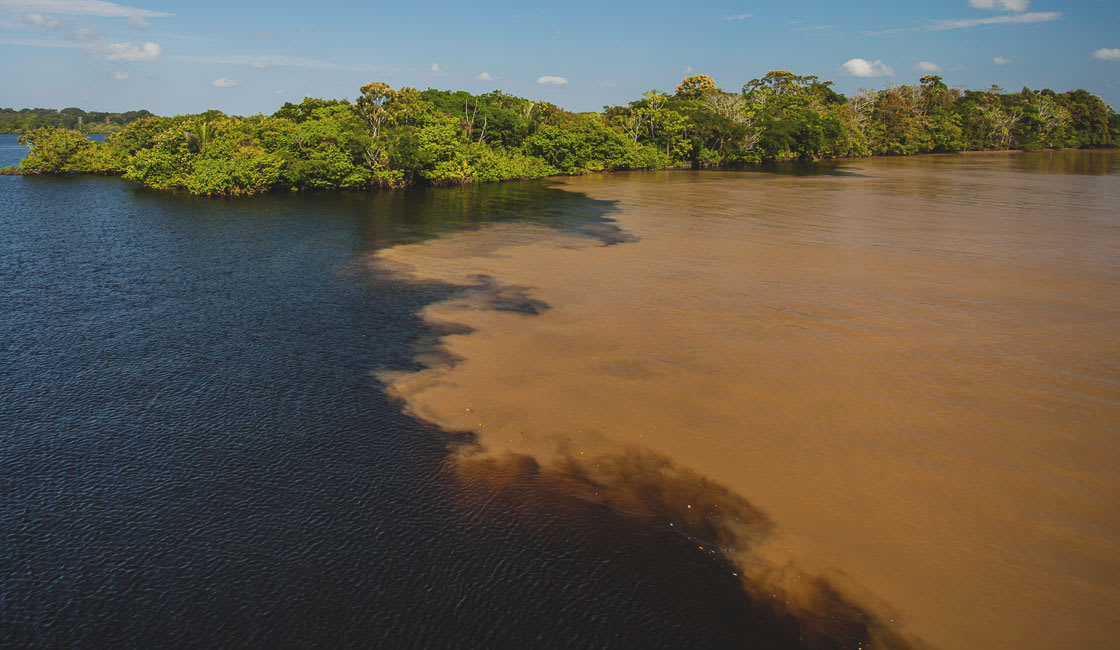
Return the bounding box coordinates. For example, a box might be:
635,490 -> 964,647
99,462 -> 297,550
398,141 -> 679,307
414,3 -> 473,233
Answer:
129,177 -> 627,249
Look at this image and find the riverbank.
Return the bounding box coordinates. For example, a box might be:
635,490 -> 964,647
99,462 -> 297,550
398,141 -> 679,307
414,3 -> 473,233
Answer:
4,143 -> 1116,188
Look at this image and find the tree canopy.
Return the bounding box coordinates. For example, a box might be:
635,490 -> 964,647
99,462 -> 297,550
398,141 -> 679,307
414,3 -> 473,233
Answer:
0,107 -> 154,134
7,71 -> 1117,195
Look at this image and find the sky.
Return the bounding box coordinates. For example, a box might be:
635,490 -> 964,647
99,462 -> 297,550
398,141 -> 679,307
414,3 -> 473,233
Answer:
1,0 -> 1118,115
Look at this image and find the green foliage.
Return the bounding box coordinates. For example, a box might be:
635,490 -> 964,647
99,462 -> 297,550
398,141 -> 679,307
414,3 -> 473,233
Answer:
0,107 -> 154,134
524,118 -> 635,174
17,127 -> 121,174
1057,89 -> 1113,147
11,73 -> 1117,193
272,97 -> 351,123
676,74 -> 718,99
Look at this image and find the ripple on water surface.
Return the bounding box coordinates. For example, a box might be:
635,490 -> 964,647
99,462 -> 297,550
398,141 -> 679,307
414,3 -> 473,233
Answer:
1,172 -> 878,649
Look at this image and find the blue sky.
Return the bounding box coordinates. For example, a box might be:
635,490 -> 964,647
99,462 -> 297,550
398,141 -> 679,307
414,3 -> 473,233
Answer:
1,0 -> 1118,114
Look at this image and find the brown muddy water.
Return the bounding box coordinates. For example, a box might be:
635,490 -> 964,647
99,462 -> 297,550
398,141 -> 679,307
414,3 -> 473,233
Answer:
377,151 -> 1120,650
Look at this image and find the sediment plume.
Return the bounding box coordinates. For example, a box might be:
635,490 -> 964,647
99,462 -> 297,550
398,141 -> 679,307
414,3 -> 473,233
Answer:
375,157 -> 1120,650
448,449 -> 920,650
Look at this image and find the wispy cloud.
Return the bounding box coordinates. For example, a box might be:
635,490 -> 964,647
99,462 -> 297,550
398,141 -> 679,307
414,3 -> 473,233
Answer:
87,39 -> 160,60
993,56 -> 1012,65
475,71 -> 492,80
111,70 -> 128,79
866,10 -> 1060,35
169,53 -> 392,72
932,11 -> 1060,29
68,25 -> 96,40
1092,48 -> 1120,61
211,76 -> 237,88
915,60 -> 942,72
536,75 -> 567,85
430,61 -> 440,72
125,14 -> 147,29
23,12 -> 59,28
969,0 -> 1029,11
721,13 -> 751,21
0,0 -> 171,17
841,58 -> 894,78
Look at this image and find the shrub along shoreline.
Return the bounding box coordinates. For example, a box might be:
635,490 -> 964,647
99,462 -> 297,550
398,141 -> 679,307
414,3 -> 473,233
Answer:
5,72 -> 1117,196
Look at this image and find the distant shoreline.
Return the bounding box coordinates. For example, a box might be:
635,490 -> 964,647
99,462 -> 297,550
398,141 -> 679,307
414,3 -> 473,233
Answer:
4,145 -> 1116,183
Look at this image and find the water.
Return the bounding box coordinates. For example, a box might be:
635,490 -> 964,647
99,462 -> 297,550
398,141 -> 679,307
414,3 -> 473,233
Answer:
1,174 -> 830,648
377,151 -> 1120,650
1,133 -> 27,167
3,151 -> 1119,650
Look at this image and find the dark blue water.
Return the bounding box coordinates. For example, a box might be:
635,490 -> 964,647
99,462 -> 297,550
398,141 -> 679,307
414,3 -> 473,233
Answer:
1,133 -> 28,167
0,173 -> 849,649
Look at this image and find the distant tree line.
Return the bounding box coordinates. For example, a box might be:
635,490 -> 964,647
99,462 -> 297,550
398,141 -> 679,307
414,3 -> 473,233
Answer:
6,71 -> 1118,195
0,107 -> 156,134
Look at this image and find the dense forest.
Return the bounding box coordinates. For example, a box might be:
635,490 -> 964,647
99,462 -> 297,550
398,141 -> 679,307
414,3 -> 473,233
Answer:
0,107 -> 156,134
6,71 -> 1118,195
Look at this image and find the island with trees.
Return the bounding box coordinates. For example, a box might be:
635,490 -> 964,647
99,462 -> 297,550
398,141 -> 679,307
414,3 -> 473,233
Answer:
5,72 -> 1118,195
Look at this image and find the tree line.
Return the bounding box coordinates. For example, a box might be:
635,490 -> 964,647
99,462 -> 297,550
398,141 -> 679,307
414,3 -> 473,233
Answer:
6,71 -> 1118,195
0,107 -> 156,134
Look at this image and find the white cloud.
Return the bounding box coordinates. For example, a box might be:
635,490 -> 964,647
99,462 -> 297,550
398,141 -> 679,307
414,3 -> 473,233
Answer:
1092,48 -> 1120,61
915,60 -> 942,72
932,11 -> 1059,30
111,70 -> 128,80
211,76 -> 237,87
993,56 -> 1012,65
0,0 -> 171,17
475,71 -> 492,80
430,62 -> 440,72
722,13 -> 751,21
968,0 -> 1029,11
23,12 -> 60,28
87,40 -> 161,61
841,58 -> 894,78
126,15 -> 147,29
685,65 -> 693,73
536,75 -> 568,85
68,26 -> 96,40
